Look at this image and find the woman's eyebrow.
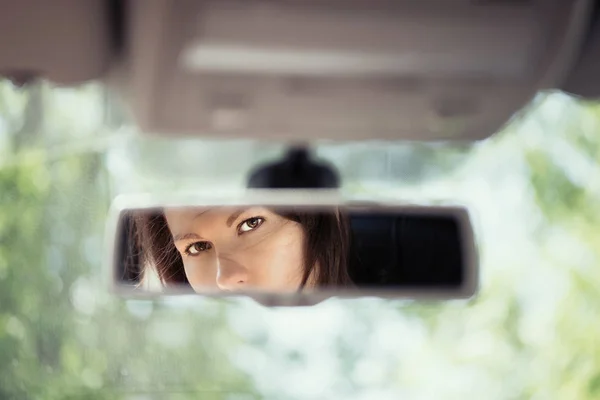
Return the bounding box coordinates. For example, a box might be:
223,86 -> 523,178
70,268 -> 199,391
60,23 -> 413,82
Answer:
173,232 -> 202,242
226,208 -> 249,227
172,208 -> 244,240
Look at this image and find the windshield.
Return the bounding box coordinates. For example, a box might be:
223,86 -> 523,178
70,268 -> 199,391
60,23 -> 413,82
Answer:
1,80 -> 599,399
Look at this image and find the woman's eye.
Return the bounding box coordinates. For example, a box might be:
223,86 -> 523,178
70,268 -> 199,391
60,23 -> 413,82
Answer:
185,241 -> 212,256
238,217 -> 265,234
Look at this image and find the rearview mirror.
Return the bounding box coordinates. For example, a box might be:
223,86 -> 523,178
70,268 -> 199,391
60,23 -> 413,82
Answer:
106,191 -> 478,304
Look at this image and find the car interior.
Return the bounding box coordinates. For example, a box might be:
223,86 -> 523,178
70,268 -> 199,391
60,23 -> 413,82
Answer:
1,0 -> 599,398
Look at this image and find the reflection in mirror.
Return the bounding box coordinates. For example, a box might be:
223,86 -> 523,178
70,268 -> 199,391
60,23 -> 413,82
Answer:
113,204 -> 477,297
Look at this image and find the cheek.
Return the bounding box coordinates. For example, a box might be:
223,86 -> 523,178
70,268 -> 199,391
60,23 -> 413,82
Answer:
244,226 -> 305,289
182,259 -> 218,290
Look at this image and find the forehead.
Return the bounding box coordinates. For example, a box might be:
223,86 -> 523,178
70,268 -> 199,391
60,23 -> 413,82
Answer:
163,206 -> 253,228
164,206 -> 221,225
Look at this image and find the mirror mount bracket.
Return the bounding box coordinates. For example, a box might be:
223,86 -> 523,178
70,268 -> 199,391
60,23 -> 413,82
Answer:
246,146 -> 340,189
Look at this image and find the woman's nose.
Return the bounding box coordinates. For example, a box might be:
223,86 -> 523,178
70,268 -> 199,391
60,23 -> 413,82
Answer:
215,255 -> 249,291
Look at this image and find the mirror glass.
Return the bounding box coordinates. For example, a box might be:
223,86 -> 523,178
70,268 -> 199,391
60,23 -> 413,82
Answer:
112,204 -> 477,298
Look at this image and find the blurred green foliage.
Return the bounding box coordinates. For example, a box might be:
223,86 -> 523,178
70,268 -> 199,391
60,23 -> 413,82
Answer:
0,81 -> 257,399
0,80 -> 599,399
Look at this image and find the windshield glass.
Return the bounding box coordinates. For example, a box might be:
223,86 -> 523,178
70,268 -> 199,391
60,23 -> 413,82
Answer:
1,79 -> 599,399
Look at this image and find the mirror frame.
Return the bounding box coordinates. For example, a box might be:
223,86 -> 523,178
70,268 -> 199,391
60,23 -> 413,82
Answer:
104,190 -> 479,305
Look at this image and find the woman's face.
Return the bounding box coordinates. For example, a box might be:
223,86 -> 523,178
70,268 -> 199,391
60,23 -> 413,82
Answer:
163,206 -> 307,292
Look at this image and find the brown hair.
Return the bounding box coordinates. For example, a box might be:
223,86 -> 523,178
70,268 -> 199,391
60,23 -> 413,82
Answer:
128,208 -> 354,289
